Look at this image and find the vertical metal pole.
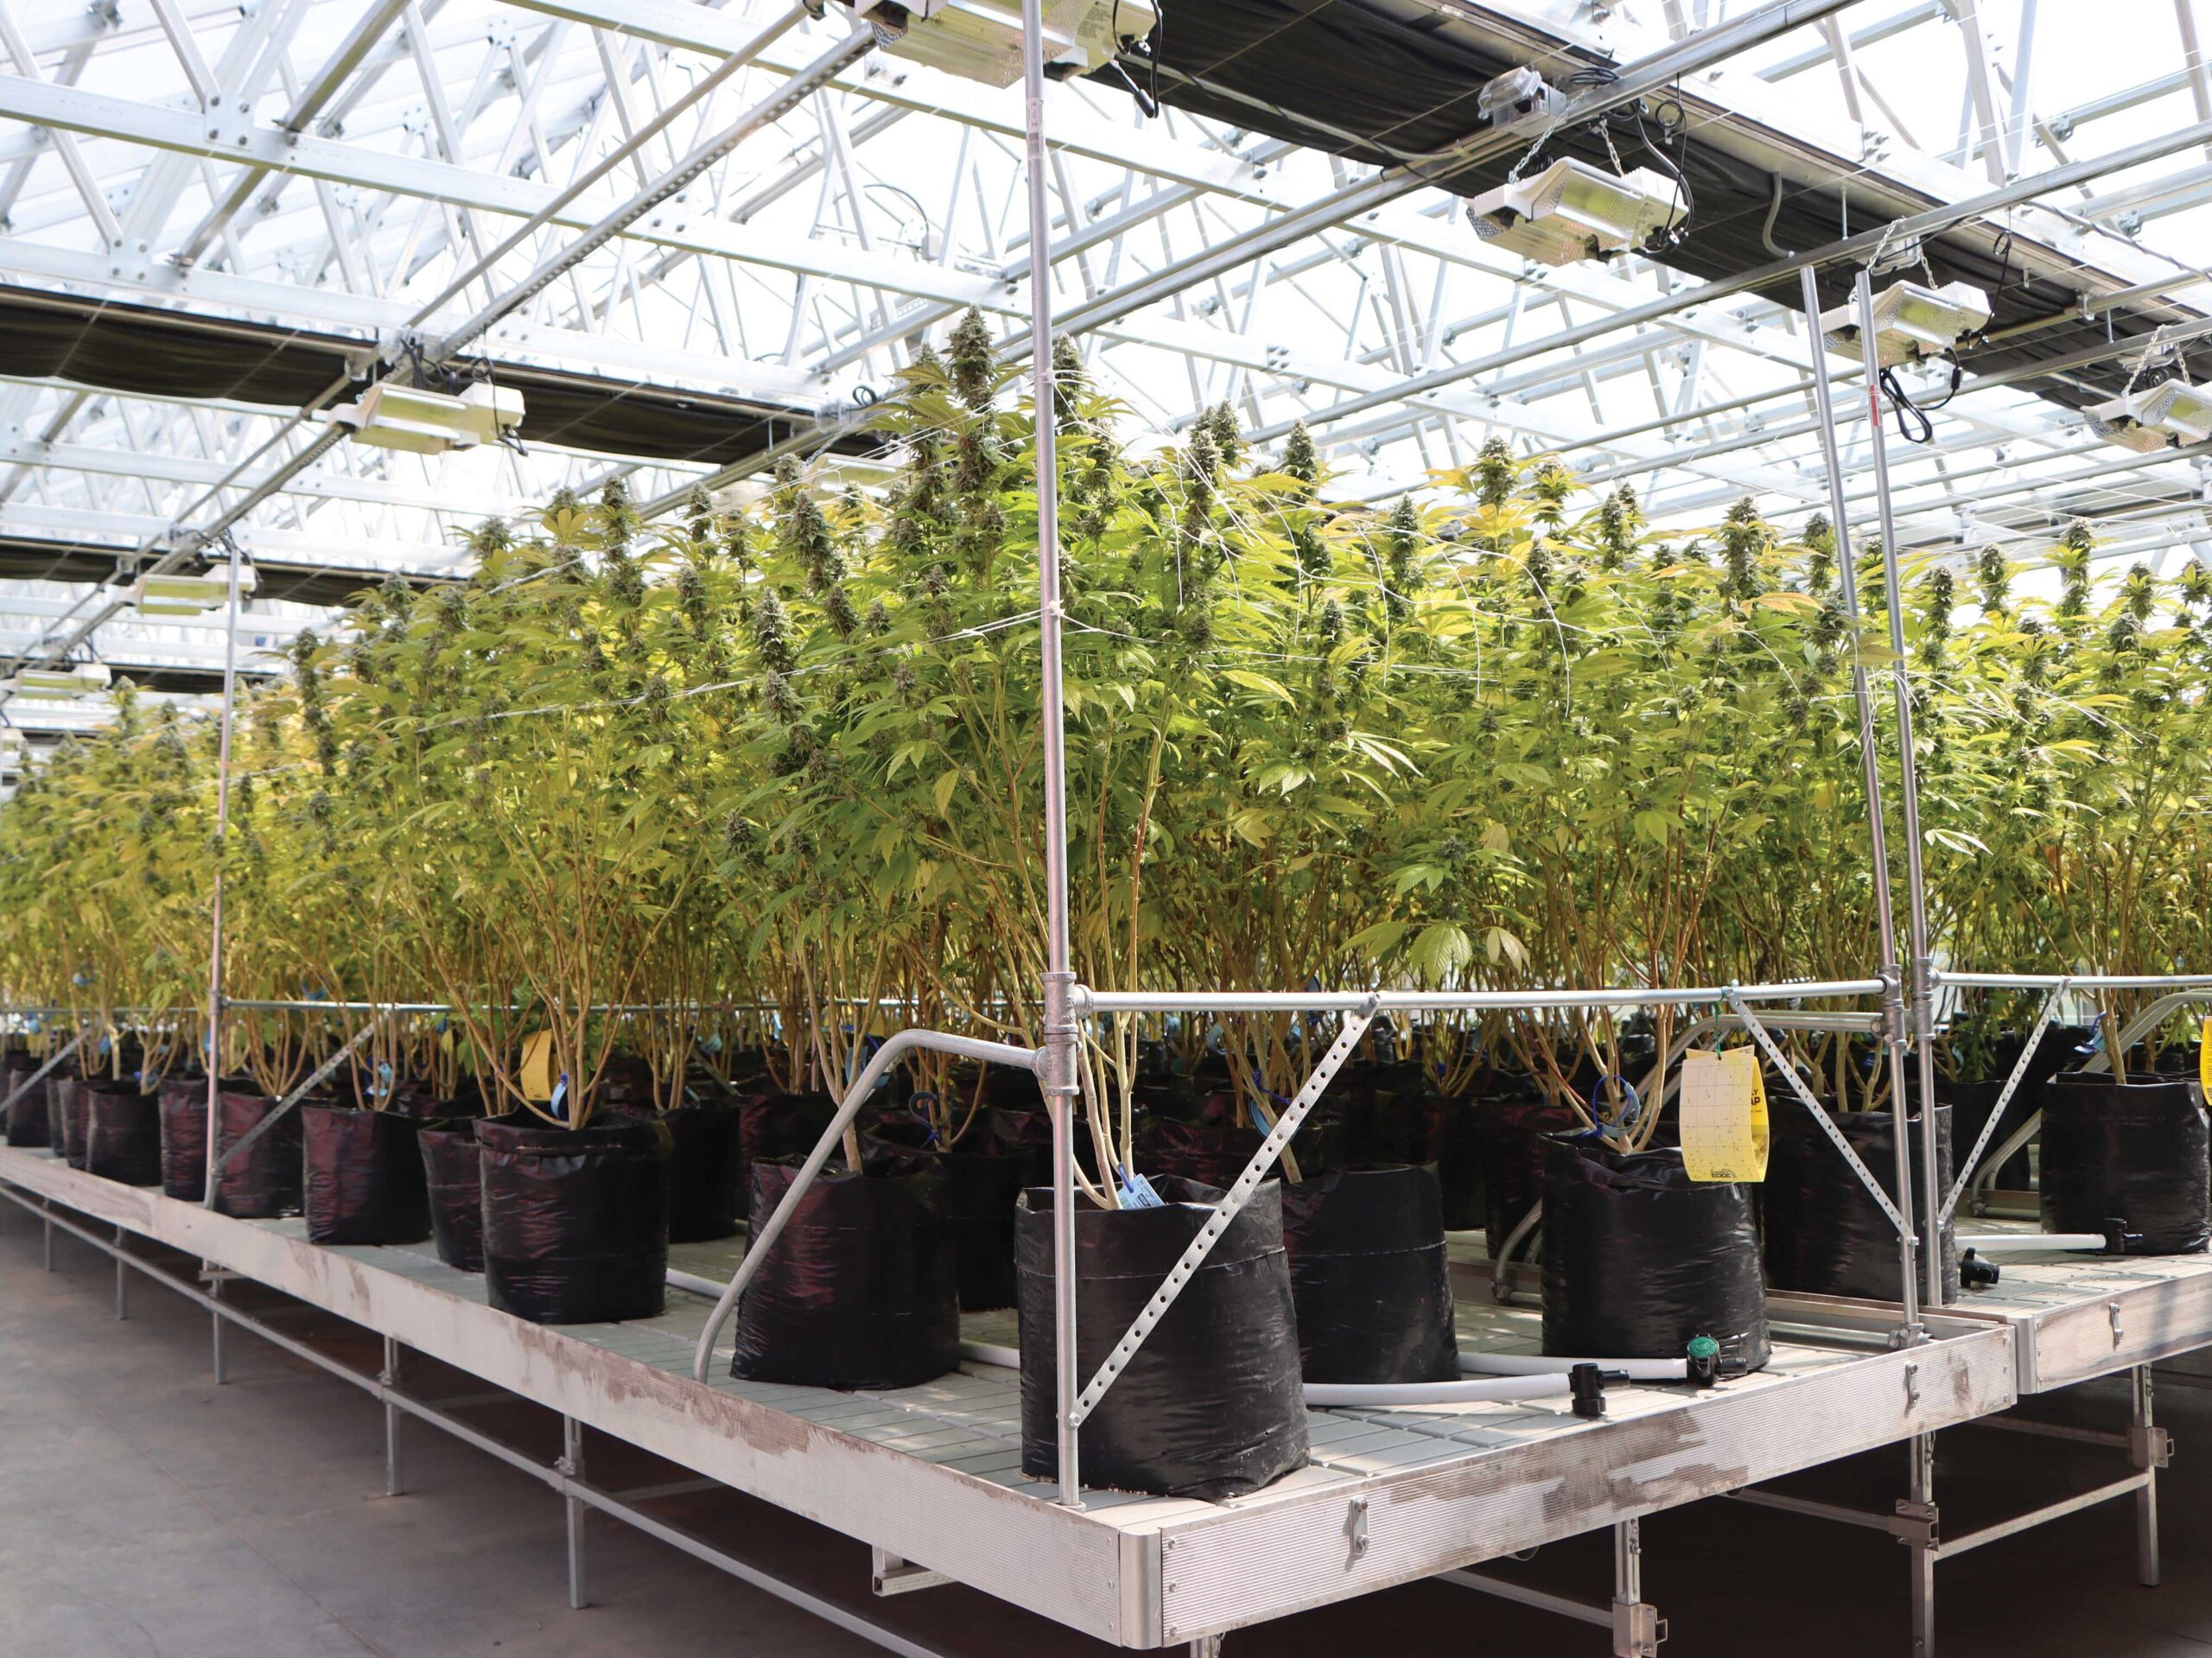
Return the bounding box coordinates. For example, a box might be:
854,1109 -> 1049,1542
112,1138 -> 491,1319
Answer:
1611,1517 -> 1662,1657
210,1271 -> 226,1382
1854,269 -> 1947,1315
201,538 -> 244,1210
1802,265 -> 1923,1339
41,1197 -> 52,1269
1902,1432 -> 1937,1653
1021,0 -> 1081,1509
112,1224 -> 127,1318
2134,1365 -> 2162,1587
380,1335 -> 404,1496
562,1414 -> 588,1608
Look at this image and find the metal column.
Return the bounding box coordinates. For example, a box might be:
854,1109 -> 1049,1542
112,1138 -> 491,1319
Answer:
561,1414 -> 588,1609
112,1223 -> 127,1318
1020,0 -> 1081,1509
209,1268 -> 226,1382
1855,267 -> 1948,1316
200,537 -> 244,1208
1799,263 -> 1923,1337
381,1335 -> 404,1496
2133,1367 -> 2166,1587
1611,1518 -> 1662,1658
1900,1431 -> 1939,1658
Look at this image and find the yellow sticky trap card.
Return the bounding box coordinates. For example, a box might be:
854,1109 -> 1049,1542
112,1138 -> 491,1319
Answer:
1679,1047 -> 1769,1183
519,1030 -> 556,1103
2200,1019 -> 2211,1096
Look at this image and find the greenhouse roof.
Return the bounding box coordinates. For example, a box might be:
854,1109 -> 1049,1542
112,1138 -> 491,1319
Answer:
0,0 -> 2205,744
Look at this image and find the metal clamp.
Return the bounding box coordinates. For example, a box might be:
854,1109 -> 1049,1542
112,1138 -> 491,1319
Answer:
1890,1498 -> 1939,1550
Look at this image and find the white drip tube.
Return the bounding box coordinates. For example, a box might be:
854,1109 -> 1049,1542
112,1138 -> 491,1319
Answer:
1303,1374 -> 1573,1407
1459,1350 -> 1690,1382
1959,1232 -> 2107,1254
955,1341 -> 1635,1407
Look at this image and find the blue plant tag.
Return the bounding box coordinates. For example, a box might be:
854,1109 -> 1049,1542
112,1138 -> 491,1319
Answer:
549,1073 -> 569,1120
1119,1169 -> 1166,1209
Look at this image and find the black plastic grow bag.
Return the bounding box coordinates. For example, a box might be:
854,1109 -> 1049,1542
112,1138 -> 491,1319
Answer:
82,1083 -> 162,1185
1481,1098 -> 1582,1258
302,1105 -> 432,1245
156,1077 -> 207,1200
1281,1164 -> 1458,1383
1764,1105 -> 1956,1304
861,1114 -> 1029,1311
1934,1023 -> 2088,1191
738,1091 -> 836,1174
1541,1141 -> 1770,1370
212,1089 -> 304,1217
478,1115 -> 671,1324
3,1060 -> 46,1147
416,1124 -> 485,1272
1343,1063 -> 1435,1166
52,1077 -> 89,1168
732,1155 -> 961,1388
1016,1177 -> 1308,1501
661,1096 -> 743,1242
2040,1074 -> 2210,1255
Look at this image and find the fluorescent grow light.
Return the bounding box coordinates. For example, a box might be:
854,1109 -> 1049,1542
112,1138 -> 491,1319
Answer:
1464,159 -> 1687,265
129,564 -> 260,617
331,378 -> 525,455
7,663 -> 111,700
841,0 -> 1155,88
2088,379 -> 2212,453
1820,280 -> 1991,367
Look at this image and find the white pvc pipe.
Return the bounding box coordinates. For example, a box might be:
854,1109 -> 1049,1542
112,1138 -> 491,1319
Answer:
1961,1232 -> 2106,1254
1303,1375 -> 1574,1407
1459,1350 -> 1690,1382
665,1267 -> 727,1300
953,1343 -> 1618,1407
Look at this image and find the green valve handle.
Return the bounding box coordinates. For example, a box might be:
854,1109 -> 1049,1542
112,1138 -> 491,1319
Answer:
1686,1335 -> 1721,1387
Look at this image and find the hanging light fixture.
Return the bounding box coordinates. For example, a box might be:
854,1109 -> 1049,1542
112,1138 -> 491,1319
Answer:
1464,158 -> 1688,266
2088,379 -> 2212,453
7,662 -> 111,700
330,379 -> 525,454
837,0 -> 1155,87
1819,279 -> 1990,367
128,564 -> 260,618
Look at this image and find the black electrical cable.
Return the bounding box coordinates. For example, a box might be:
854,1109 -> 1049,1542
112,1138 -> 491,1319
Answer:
1109,0 -> 1163,120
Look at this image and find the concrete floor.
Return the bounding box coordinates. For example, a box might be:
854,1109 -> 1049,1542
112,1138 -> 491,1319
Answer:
3,1210 -> 2211,1658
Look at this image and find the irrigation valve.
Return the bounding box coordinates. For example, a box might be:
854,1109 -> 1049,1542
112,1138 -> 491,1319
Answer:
2088,378 -> 2212,454
1818,279 -> 1990,368
838,0 -> 1157,88
1465,159 -> 1688,266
